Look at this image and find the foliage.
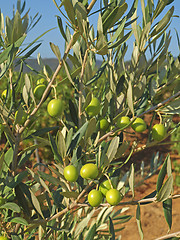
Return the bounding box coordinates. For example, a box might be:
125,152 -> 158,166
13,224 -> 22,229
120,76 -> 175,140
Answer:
0,0 -> 179,239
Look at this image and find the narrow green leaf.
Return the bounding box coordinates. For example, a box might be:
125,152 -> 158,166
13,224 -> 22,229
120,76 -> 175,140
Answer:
167,155 -> 172,177
96,13 -> 108,55
175,28 -> 180,51
62,59 -> 78,91
66,128 -> 74,150
57,16 -> 67,41
16,43 -> 41,66
156,175 -> 173,202
106,136 -> 119,163
50,42 -> 61,62
127,0 -> 139,18
0,35 -> 26,64
139,22 -> 151,51
109,217 -> 115,240
18,149 -> 35,167
127,80 -> 134,116
163,198 -> 172,230
140,0 -> 146,25
60,191 -> 79,199
108,31 -> 132,49
15,184 -> 31,217
157,154 -> 169,192
0,152 -> 4,177
109,17 -> 127,43
85,117 -> 96,141
131,3 -> 139,45
136,204 -> 144,240
0,202 -> 21,213
67,121 -> 89,154
11,217 -> 28,226
8,171 -> 28,188
71,31 -> 80,47
85,223 -> 96,240
63,0 -> 76,24
11,235 -> 21,240
153,0 -> 172,20
112,215 -> 132,223
25,126 -> 59,140
48,133 -> 63,164
160,99 -> 180,115
69,99 -> 78,126
2,148 -> 13,177
38,171 -> 60,186
60,66 -> 82,85
18,28 -> 56,57
151,6 -> 174,38
57,130 -> 66,159
140,190 -> 157,205
68,54 -> 81,68
75,210 -> 95,237
29,189 -> 44,219
86,62 -> 107,86
103,3 -> 128,32
27,168 -> 51,194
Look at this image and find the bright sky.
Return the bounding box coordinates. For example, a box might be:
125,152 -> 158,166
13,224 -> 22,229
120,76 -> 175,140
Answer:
1,0 -> 180,60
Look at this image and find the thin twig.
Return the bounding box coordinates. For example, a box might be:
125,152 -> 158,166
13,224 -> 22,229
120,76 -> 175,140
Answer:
87,0 -> 97,13
46,202 -> 76,222
154,231 -> 180,240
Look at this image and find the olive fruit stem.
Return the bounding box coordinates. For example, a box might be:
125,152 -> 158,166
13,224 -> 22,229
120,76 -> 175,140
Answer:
157,111 -> 162,124
104,173 -> 114,189
51,85 -> 57,99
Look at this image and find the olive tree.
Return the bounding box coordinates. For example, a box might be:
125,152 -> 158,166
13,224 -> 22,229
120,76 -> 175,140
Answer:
0,0 -> 179,239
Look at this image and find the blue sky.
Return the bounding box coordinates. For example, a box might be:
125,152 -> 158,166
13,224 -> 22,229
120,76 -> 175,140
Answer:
1,0 -> 180,60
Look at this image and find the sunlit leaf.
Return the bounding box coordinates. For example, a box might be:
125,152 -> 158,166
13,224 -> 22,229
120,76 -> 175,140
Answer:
156,175 -> 173,202
129,163 -> 135,198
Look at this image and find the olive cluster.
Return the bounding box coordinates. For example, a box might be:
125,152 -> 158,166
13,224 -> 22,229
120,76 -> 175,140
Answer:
84,97 -> 167,141
117,116 -> 167,141
63,164 -> 123,207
